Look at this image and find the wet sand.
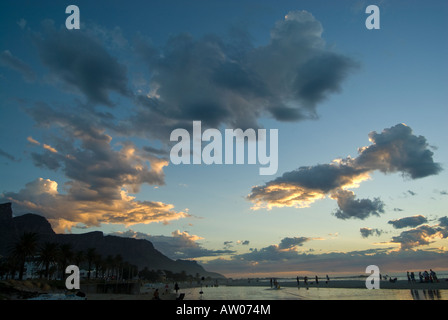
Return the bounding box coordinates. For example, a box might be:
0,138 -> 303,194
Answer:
226,278 -> 448,290
85,279 -> 448,300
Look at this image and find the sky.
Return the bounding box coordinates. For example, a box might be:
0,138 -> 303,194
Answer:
1,0 -> 447,278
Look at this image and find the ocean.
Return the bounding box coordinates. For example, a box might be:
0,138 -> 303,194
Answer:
183,285 -> 448,300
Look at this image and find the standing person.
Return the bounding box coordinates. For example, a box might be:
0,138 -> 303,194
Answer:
315,275 -> 319,285
326,275 -> 330,284
175,282 -> 179,294
423,270 -> 429,282
296,276 -> 300,287
410,272 -> 416,283
419,272 -> 424,283
407,271 -> 411,283
304,276 -> 308,286
153,289 -> 160,300
430,269 -> 438,283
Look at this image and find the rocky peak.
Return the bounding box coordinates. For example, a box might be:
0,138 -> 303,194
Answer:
0,202 -> 13,222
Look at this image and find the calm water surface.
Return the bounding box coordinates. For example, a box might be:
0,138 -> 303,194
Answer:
183,286 -> 447,300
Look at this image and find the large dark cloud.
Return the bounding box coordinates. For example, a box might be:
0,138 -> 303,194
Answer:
33,22 -> 131,106
127,10 -> 358,140
354,123 -> 442,179
248,124 -> 442,219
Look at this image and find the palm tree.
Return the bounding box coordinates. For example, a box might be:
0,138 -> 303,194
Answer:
10,232 -> 39,280
58,243 -> 73,279
74,250 -> 84,270
105,255 -> 114,279
93,253 -> 103,279
86,248 -> 97,280
37,242 -> 59,279
114,254 -> 123,280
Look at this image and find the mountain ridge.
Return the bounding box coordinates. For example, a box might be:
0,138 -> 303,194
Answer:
0,202 -> 224,279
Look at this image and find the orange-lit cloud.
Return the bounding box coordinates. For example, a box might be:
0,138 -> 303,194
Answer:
42,143 -> 58,153
247,124 -> 442,220
27,136 -> 40,145
3,177 -> 189,233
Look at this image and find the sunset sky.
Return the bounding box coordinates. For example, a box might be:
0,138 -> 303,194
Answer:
1,0 -> 447,278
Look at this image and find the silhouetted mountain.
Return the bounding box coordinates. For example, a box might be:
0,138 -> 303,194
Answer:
0,202 -> 224,279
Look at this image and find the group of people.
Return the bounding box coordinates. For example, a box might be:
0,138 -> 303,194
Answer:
270,275 -> 329,289
407,269 -> 439,283
295,275 -> 330,286
152,282 -> 181,300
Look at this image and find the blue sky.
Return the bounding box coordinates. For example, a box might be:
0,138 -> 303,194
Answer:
1,0 -> 447,278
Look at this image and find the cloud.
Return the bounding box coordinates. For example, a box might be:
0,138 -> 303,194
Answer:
33,22 -> 131,106
354,123 -> 442,179
247,124 -> 442,219
0,148 -> 18,162
390,217 -> 448,250
126,10 -> 357,140
26,102 -> 168,199
17,18 -> 27,30
360,227 -> 383,238
2,178 -> 189,233
332,189 -> 384,220
0,50 -> 36,82
112,229 -> 234,260
439,216 -> 448,227
388,215 -> 428,229
27,136 -> 40,145
278,236 -> 312,250
204,242 -> 448,277
247,159 -> 371,210
3,101 -> 186,232
42,144 -> 58,153
237,236 -> 313,262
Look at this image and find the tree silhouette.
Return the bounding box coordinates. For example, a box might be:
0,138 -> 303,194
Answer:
58,243 -> 73,279
37,242 -> 59,279
86,248 -> 97,280
10,232 -> 39,280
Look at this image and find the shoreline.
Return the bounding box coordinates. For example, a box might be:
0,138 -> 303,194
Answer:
3,279 -> 447,300
86,279 -> 448,300
225,278 -> 448,290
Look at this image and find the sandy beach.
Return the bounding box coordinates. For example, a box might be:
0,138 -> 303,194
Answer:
2,278 -> 447,300
85,278 -> 448,300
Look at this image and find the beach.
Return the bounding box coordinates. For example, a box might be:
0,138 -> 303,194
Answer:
85,278 -> 448,300
2,277 -> 447,300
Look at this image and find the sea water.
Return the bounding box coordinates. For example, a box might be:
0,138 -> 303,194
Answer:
183,286 -> 448,300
